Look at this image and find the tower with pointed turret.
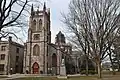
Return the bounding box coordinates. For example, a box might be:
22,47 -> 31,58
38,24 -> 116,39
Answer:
23,3 -> 51,74
55,31 -> 66,45
23,3 -> 72,75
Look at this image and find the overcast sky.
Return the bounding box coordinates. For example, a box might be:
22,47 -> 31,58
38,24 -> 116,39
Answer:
2,0 -> 70,43
46,0 -> 70,43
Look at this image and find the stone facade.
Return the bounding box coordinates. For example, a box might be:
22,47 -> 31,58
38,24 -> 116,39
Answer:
0,37 -> 24,74
23,3 -> 72,75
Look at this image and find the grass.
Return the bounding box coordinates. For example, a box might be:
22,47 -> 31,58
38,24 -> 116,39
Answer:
9,75 -> 120,80
0,75 -> 9,79
10,77 -> 58,80
9,76 -> 98,80
6,72 -> 120,80
67,76 -> 97,80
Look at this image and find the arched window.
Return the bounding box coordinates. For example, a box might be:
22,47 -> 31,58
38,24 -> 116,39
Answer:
33,44 -> 40,56
33,20 -> 36,30
39,19 -> 42,30
52,53 -> 57,67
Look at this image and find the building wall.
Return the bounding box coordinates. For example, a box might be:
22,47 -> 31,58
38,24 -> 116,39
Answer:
48,44 -> 58,74
9,41 -> 24,74
47,43 -> 72,75
0,42 -> 9,74
0,39 -> 24,75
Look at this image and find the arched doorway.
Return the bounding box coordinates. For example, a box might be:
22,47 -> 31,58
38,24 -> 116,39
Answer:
52,53 -> 57,75
32,62 -> 39,74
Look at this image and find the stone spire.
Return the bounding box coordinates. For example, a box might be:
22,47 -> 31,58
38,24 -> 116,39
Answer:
43,2 -> 46,11
31,4 -> 34,16
31,4 -> 34,12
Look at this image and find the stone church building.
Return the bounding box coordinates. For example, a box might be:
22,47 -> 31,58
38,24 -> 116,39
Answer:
23,3 -> 72,75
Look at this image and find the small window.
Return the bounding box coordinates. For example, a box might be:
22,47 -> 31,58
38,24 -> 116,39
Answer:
33,20 -> 36,31
1,46 -> 6,51
0,64 -> 4,71
1,54 -> 5,60
33,20 -> 36,26
16,48 -> 19,53
39,19 -> 42,30
16,56 -> 19,62
34,34 -> 40,40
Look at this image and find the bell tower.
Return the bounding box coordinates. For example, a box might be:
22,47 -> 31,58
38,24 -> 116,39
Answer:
28,3 -> 51,43
55,31 -> 66,45
24,3 -> 51,74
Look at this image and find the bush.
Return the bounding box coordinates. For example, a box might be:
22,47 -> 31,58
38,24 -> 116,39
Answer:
80,70 -> 96,75
88,70 -> 96,75
80,70 -> 86,74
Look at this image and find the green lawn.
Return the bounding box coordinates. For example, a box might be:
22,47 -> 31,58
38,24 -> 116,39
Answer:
9,76 -> 98,80
0,75 -> 9,79
9,75 -> 120,80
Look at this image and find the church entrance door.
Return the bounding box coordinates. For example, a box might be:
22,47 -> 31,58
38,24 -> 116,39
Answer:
32,62 -> 39,74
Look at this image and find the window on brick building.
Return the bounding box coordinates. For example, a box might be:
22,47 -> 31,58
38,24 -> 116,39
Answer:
16,48 -> 19,53
1,54 -> 5,60
16,56 -> 19,62
1,46 -> 6,51
0,64 -> 4,71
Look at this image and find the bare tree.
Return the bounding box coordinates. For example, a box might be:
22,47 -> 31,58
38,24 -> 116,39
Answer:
0,0 -> 28,31
62,0 -> 120,78
0,0 -> 43,42
112,35 -> 120,72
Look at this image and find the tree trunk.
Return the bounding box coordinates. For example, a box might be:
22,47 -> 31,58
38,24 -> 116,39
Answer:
117,54 -> 120,72
111,63 -> 115,75
97,61 -> 102,78
86,56 -> 88,76
118,64 -> 120,72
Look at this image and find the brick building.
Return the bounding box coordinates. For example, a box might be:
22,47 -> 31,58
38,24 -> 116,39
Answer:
0,37 -> 24,74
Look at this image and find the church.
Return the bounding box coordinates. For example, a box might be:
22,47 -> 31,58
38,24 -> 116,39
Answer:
23,3 -> 72,75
